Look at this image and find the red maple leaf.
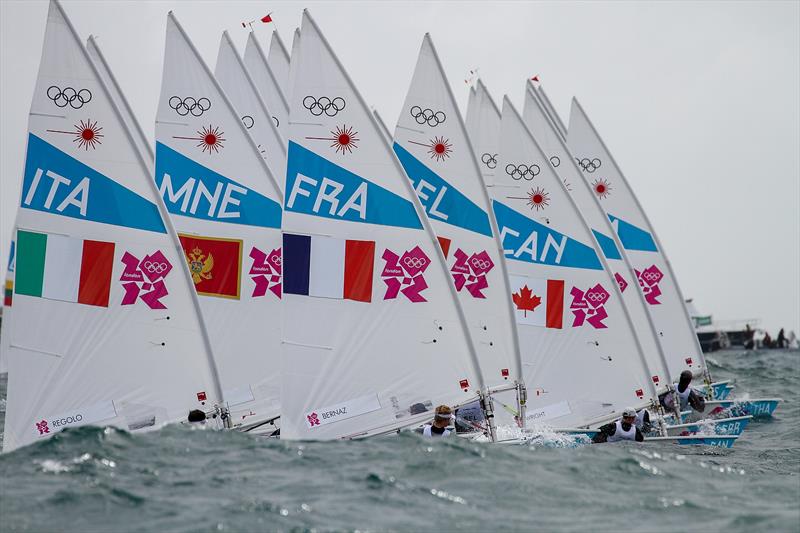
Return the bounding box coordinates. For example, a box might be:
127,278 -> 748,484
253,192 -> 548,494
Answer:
512,285 -> 542,317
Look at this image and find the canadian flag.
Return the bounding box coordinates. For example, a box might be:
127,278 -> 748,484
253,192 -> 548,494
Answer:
509,275 -> 564,328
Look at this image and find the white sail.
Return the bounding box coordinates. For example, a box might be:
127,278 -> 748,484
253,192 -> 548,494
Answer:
464,79 -> 501,188
393,36 -> 522,406
3,0 -> 224,452
494,96 -> 656,428
534,84 -> 567,140
0,238 -> 16,375
373,109 -> 392,142
86,36 -> 153,162
522,83 -> 670,391
567,98 -> 706,382
155,13 -> 284,429
267,30 -> 291,99
281,10 -> 484,440
244,32 -> 289,138
214,31 -> 287,191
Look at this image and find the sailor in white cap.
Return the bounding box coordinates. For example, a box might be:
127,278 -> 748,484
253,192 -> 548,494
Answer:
592,407 -> 645,443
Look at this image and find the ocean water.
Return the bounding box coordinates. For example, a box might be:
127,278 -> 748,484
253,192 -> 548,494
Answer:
0,349 -> 798,532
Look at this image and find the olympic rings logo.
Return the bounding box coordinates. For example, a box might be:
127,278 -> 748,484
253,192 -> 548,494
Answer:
143,261 -> 169,274
586,292 -> 606,302
470,258 -> 491,270
505,163 -> 541,181
270,256 -> 282,266
272,116 -> 279,128
303,96 -> 346,117
403,256 -> 427,269
47,86 -> 92,109
642,271 -> 660,282
481,153 -> 498,169
576,157 -> 601,173
550,156 -> 561,168
169,96 -> 211,117
242,115 -> 254,129
410,106 -> 446,127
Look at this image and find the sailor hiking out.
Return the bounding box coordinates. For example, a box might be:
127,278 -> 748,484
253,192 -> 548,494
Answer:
421,405 -> 454,438
659,370 -> 706,413
592,408 -> 645,443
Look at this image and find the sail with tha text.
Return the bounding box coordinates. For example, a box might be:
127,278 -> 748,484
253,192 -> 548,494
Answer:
393,36 -> 523,432
155,12 -> 284,431
281,10 -> 485,440
268,30 -> 291,99
492,96 -> 658,428
244,32 -> 289,139
215,31 -> 286,191
3,0 -> 224,452
567,98 -> 706,383
522,82 -> 670,393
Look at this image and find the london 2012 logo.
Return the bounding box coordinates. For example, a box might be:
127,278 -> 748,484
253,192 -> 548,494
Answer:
569,283 -> 610,329
248,246 -> 282,298
35,420 -> 50,435
120,250 -> 173,309
450,248 -> 494,299
381,246 -> 431,303
636,264 -> 664,305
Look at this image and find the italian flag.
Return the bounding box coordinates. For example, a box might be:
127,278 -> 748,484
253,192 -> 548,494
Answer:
15,230 -> 115,307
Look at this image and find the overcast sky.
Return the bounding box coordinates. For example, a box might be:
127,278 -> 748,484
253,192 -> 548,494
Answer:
1,1 -> 798,334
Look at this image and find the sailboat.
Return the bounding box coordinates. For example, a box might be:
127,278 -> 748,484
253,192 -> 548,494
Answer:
518,82 -> 751,438
280,10 -> 489,441
3,0 -> 226,452
565,95 -> 780,420
244,32 -> 289,138
154,12 -> 285,433
215,30 -> 287,190
393,36 -> 525,435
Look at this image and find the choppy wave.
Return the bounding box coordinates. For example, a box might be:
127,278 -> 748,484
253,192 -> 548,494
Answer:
0,349 -> 798,532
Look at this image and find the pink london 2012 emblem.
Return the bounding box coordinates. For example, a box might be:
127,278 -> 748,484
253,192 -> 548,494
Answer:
36,420 -> 50,435
249,246 -> 282,298
120,251 -> 173,309
569,283 -> 610,329
451,249 -> 494,298
307,412 -> 320,427
381,246 -> 431,303
614,272 -> 628,293
636,264 -> 664,305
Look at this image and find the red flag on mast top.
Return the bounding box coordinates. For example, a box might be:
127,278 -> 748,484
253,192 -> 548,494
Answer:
531,75 -> 540,83
242,12 -> 273,29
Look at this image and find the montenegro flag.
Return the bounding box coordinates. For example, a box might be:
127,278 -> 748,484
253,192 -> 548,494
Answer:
178,234 -> 243,299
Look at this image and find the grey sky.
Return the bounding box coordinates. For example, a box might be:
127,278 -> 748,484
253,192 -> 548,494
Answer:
1,1 -> 798,333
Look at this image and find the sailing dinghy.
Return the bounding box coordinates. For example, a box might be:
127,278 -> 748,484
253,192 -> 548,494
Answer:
280,10 -> 489,441
154,12 -> 284,433
3,0 -> 226,452
393,35 -> 525,434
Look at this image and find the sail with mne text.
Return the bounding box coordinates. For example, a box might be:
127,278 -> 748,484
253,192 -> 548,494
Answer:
155,12 -> 284,431
3,0 -> 224,452
280,10 -> 485,440
493,96 -> 659,428
394,36 -> 524,434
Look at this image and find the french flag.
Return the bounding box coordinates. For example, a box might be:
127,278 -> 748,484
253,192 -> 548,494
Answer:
283,234 -> 375,302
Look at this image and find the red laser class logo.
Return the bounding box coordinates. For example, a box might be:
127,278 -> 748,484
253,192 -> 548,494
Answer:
305,125 -> 360,155
409,136 -> 453,162
46,119 -> 104,150
173,125 -> 226,154
592,178 -> 612,199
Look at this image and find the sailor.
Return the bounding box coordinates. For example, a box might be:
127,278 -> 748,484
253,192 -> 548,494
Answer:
421,405 -> 453,438
187,409 -> 207,423
635,408 -> 653,434
659,370 -> 706,413
592,407 -> 645,443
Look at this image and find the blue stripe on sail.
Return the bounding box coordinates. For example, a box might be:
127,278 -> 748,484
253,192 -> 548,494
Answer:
155,142 -> 282,229
283,233 -> 311,296
592,229 -> 622,260
392,143 -> 493,237
608,214 -> 658,252
492,200 -> 603,271
21,134 -> 166,233
284,141 -> 423,230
